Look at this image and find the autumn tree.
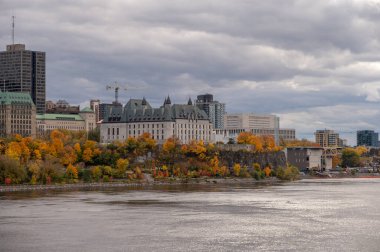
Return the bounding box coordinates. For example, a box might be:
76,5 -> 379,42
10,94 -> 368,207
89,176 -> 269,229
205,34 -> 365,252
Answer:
341,148 -> 361,168
237,132 -> 263,152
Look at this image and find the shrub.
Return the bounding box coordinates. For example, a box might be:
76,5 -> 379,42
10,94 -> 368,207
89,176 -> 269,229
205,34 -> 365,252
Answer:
276,165 -> 299,181
0,155 -> 27,184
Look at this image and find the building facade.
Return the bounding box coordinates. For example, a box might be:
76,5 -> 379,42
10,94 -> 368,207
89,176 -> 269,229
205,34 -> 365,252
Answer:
223,113 -> 295,145
99,102 -> 122,121
36,107 -> 96,135
357,130 -> 379,147
285,147 -> 331,171
45,100 -> 80,114
315,129 -> 340,147
90,99 -> 100,123
196,94 -> 225,129
100,97 -> 213,144
0,44 -> 46,113
214,128 -> 296,143
0,92 -> 36,137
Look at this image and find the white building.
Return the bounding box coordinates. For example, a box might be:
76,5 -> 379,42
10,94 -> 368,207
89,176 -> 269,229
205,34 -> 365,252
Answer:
36,107 -> 96,135
222,113 -> 296,144
100,97 -> 213,144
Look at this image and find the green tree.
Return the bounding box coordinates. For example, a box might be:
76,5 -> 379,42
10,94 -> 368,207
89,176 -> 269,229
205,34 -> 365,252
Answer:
0,155 -> 27,184
341,148 -> 361,167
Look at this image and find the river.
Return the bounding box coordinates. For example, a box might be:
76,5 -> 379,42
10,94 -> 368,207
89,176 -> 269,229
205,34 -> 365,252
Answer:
1,178 -> 380,251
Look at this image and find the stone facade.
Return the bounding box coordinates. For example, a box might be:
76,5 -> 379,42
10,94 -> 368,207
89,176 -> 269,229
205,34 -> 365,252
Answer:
36,107 -> 96,135
100,97 -> 213,144
0,92 -> 36,138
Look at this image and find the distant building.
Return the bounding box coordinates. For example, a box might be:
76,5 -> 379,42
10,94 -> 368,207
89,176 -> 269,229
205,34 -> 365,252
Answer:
36,107 -> 96,136
315,129 -> 341,147
45,100 -> 80,114
0,92 -> 36,137
214,128 -> 296,143
0,44 -> 46,113
196,94 -> 225,129
99,102 -> 122,121
357,130 -> 379,147
90,99 -> 100,123
285,147 -> 332,171
223,113 -> 295,145
100,96 -> 213,144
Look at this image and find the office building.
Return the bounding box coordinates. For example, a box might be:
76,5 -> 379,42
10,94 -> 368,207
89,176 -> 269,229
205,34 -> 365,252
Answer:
99,102 -> 122,121
196,94 -> 225,129
357,130 -> 379,147
0,92 -> 36,137
100,96 -> 213,144
36,107 -> 96,136
45,100 -> 80,114
222,113 -> 295,145
315,129 -> 340,147
0,44 -> 46,113
285,147 -> 332,171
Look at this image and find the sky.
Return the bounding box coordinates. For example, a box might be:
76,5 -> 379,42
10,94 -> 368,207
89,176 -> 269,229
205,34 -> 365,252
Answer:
1,0 -> 380,144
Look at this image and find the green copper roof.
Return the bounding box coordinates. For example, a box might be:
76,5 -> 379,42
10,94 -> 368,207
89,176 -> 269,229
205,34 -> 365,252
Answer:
80,107 -> 93,113
0,92 -> 35,105
36,113 -> 84,121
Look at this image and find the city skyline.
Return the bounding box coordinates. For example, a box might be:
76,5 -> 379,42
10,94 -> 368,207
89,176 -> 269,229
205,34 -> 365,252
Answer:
2,1 -> 380,144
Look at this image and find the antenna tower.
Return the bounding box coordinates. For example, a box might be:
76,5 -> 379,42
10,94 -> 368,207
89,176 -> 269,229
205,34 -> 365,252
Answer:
12,16 -> 15,45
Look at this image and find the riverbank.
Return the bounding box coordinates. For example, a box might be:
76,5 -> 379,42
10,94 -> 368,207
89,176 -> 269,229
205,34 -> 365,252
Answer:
0,177 -> 280,193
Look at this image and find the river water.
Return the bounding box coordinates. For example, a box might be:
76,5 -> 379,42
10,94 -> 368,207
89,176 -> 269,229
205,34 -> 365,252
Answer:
1,178 -> 380,251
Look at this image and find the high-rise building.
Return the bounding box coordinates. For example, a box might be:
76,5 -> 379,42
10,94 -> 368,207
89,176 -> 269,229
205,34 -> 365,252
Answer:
0,44 -> 46,114
196,94 -> 225,129
357,130 -> 379,147
315,129 -> 340,147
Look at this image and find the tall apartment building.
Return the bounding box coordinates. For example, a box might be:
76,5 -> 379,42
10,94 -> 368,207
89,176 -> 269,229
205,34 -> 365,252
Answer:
0,92 -> 36,137
0,44 -> 46,114
357,130 -> 379,147
196,94 -> 225,129
315,129 -> 340,147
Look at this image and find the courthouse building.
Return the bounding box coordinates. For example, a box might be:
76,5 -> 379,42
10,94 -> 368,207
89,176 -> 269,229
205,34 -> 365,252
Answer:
100,97 -> 213,144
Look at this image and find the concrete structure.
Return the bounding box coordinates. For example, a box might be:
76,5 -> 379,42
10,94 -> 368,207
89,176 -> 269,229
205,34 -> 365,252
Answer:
90,99 -> 100,123
224,113 -> 280,130
223,113 -> 295,145
0,92 -> 36,137
285,147 -> 332,171
214,128 -> 296,143
315,129 -> 340,147
36,107 -> 96,135
100,97 -> 213,144
0,44 -> 46,113
196,94 -> 225,129
357,130 -> 379,147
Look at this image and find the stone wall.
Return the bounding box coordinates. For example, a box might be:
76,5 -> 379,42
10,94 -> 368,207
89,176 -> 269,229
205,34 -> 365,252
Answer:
218,149 -> 286,169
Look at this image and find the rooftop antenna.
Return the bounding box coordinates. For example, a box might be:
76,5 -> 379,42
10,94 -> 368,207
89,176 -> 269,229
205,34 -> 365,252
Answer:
12,16 -> 15,45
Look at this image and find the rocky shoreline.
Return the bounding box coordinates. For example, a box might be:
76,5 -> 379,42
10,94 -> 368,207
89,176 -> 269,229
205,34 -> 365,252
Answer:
0,177 -> 281,193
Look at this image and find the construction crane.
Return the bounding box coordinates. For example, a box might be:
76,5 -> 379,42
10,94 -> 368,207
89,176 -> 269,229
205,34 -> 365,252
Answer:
106,82 -> 127,104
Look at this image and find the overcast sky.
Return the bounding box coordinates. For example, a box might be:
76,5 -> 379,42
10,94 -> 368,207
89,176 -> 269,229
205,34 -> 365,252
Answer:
1,0 -> 380,144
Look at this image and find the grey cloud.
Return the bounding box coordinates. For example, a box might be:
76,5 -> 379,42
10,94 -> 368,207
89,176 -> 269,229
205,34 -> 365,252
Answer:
1,0 -> 380,144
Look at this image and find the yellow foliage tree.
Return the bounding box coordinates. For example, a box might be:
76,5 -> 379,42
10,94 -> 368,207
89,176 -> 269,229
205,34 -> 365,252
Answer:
6,142 -> 22,160
233,163 -> 241,177
82,148 -> 93,163
115,158 -> 129,178
237,132 -> 263,152
66,164 -> 78,181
